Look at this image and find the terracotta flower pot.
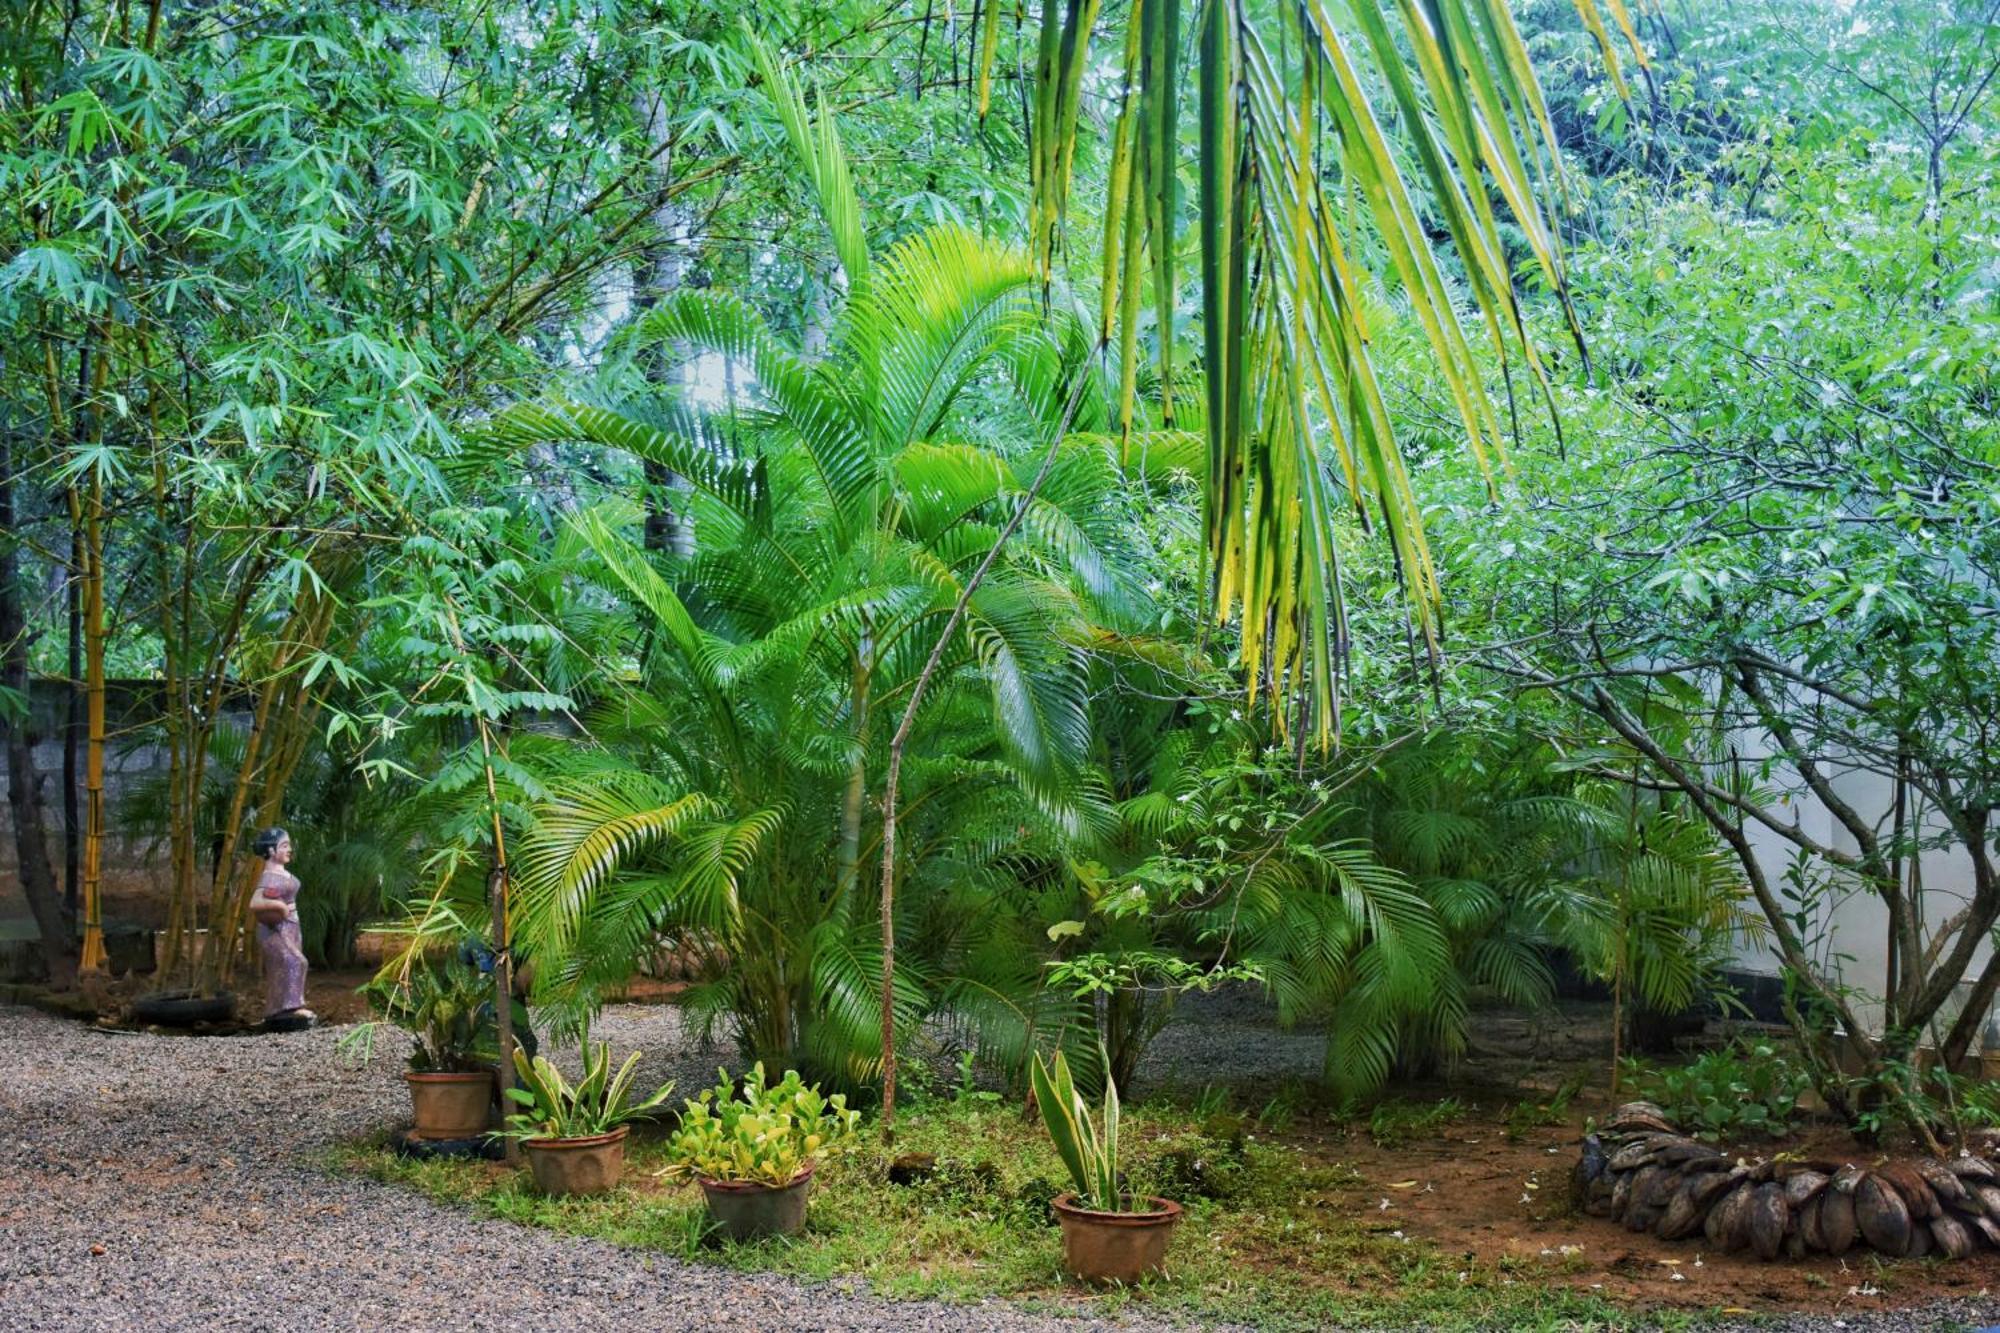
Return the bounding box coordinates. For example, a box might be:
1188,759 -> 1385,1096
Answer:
699,1163 -> 816,1241
1052,1193 -> 1182,1284
523,1127 -> 628,1195
405,1070 -> 493,1139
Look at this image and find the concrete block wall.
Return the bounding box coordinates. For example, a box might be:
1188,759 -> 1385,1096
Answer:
0,679 -> 247,931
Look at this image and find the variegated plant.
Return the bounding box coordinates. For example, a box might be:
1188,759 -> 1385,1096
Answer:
1030,1045 -> 1128,1212
659,1063 -> 861,1188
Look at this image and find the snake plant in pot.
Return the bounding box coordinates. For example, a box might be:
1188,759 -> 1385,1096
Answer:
1033,1047 -> 1181,1283
659,1064 -> 860,1240
500,1039 -> 675,1195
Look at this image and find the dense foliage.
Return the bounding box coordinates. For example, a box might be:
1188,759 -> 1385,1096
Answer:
3,1 -> 1994,1144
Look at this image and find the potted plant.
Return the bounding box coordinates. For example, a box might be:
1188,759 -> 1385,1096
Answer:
659,1063 -> 860,1240
361,957 -> 498,1140
499,1038 -> 675,1195
1033,1047 -> 1181,1284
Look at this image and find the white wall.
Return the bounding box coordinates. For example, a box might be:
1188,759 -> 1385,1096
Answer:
1730,754 -> 1991,1040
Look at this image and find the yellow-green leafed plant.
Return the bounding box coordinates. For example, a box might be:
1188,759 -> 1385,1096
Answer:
659,1063 -> 860,1187
1031,1046 -> 1127,1211
501,1039 -> 675,1141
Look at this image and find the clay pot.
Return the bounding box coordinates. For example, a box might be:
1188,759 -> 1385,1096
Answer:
524,1127 -> 628,1196
405,1071 -> 493,1139
1052,1194 -> 1183,1284
699,1164 -> 817,1242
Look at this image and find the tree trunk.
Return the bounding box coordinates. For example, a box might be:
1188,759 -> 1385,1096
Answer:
63,515 -> 79,915
632,88 -> 694,559
0,437 -> 77,986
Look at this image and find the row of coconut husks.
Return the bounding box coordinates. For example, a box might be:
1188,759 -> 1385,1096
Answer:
1574,1102 -> 2000,1260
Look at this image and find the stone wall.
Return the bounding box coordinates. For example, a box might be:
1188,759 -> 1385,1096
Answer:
0,678 -> 246,930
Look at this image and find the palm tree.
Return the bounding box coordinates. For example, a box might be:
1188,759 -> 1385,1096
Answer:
997,0 -> 1646,743
494,220 -> 1158,1076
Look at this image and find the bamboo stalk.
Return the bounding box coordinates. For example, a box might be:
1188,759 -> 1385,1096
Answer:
78,468 -> 107,974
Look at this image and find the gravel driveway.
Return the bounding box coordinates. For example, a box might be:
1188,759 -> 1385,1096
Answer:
0,1001 -> 1995,1332
0,1005 -> 1152,1333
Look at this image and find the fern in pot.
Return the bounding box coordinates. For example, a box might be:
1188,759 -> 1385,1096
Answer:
500,1039 -> 675,1195
1034,1047 -> 1182,1284
659,1063 -> 860,1240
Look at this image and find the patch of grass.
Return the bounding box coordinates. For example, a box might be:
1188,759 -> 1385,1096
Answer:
336,1099 -> 1646,1331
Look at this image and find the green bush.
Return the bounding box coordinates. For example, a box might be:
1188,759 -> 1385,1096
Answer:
1622,1041 -> 1811,1140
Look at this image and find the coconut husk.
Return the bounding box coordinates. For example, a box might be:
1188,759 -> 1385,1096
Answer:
1657,1186 -> 1706,1241
1609,1141 -> 1660,1172
1856,1174 -> 1914,1256
1749,1182 -> 1789,1261
1820,1187 -> 1859,1255
1638,1164 -> 1680,1209
1905,1217 -> 1934,1258
1781,1169 -> 1829,1209
1576,1135 -> 1608,1182
1975,1183 -> 2000,1217
1603,1102 -> 1676,1135
1917,1159 -> 1970,1210
1946,1155 -> 1998,1182
1610,1170 -> 1634,1219
1658,1139 -> 1722,1167
1830,1163 -> 1867,1194
1624,1166 -> 1667,1221
1799,1194 -> 1827,1251
1708,1182 -> 1755,1252
1689,1165 -> 1748,1210
1875,1161 -> 1939,1219
1968,1212 -> 2000,1248
1625,1202 -> 1664,1234
1930,1213 -> 1977,1259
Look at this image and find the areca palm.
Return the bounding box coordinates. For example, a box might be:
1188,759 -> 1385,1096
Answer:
497,220 -> 1155,1075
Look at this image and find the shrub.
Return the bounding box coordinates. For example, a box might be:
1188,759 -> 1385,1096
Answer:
1622,1041 -> 1811,1140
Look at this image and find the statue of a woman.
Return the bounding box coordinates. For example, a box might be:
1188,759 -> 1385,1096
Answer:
248,827 -> 314,1026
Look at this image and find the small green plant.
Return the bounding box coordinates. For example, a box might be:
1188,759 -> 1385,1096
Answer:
1030,1045 -> 1133,1212
1256,1078 -> 1307,1133
341,953 -> 496,1072
1623,1040 -> 1812,1140
660,1064 -> 860,1186
1367,1097 -> 1465,1148
953,1049 -> 1000,1106
500,1038 -> 676,1141
1504,1074 -> 1586,1141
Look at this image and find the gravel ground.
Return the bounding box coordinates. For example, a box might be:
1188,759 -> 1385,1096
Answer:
0,1005 -> 1155,1333
0,1000 -> 1996,1332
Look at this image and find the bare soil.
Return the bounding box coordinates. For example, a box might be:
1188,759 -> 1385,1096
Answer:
1286,1090 -> 2000,1321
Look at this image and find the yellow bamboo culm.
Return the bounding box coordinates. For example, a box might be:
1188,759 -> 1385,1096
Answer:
78,472 -> 107,974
